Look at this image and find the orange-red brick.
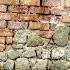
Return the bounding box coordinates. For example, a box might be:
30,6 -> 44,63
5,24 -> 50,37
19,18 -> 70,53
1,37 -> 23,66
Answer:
0,28 -> 13,37
8,5 -> 28,13
0,20 -> 6,28
6,37 -> 13,44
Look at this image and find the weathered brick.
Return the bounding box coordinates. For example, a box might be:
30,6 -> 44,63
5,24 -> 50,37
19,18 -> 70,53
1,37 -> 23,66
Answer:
0,0 -> 19,5
36,30 -> 53,38
0,5 -> 7,12
8,5 -> 28,13
29,22 -> 41,30
8,21 -> 28,29
6,37 -> 13,44
0,13 -> 18,20
29,6 -> 44,14
50,7 -> 63,15
0,44 -> 5,52
0,28 -> 13,37
29,22 -> 49,30
61,15 -> 70,22
42,0 -> 64,7
44,7 -> 50,14
0,37 -> 5,44
40,15 -> 50,22
65,0 -> 70,7
0,20 -> 6,28
20,0 -> 40,6
18,14 -> 39,21
40,22 -> 49,30
50,16 -> 59,30
64,8 -> 70,14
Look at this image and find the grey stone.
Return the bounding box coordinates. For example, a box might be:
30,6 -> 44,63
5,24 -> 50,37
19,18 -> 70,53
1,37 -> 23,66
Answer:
16,49 -> 23,57
7,49 -> 19,60
52,47 -> 65,59
21,47 -> 36,58
35,46 -> 42,58
13,30 -> 27,44
29,58 -> 37,67
5,45 -> 12,51
42,49 -> 51,59
65,49 -> 70,61
27,35 -> 44,47
0,52 -> 7,62
15,58 -> 30,70
4,59 -> 14,70
53,23 -> 69,46
12,44 -> 23,49
32,59 -> 48,70
0,62 -> 4,70
50,60 -> 70,70
42,39 -> 50,48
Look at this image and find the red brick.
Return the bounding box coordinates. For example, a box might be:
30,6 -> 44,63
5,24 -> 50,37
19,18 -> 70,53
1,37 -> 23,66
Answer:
8,21 -> 28,29
0,44 -> 5,52
61,15 -> 70,22
0,20 -> 6,28
6,37 -> 13,44
8,5 -> 28,13
0,37 -> 5,44
0,13 -> 18,20
0,0 -> 19,5
18,14 -> 39,21
20,0 -> 40,6
29,6 -> 44,14
0,28 -> 13,37
64,0 -> 70,7
36,30 -> 53,39
29,21 -> 49,30
50,7 -> 63,15
40,15 -> 50,22
42,0 -> 64,7
0,5 -> 7,12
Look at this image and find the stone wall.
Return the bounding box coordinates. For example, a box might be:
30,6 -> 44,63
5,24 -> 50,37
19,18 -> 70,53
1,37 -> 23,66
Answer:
0,0 -> 70,70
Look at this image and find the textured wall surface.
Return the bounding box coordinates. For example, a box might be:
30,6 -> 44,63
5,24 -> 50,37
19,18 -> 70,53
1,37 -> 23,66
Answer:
0,0 -> 70,70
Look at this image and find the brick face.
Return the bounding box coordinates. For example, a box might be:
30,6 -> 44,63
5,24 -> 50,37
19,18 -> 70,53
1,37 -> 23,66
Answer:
18,14 -> 39,21
8,21 -> 28,29
0,37 -> 5,44
8,5 -> 28,13
29,6 -> 44,14
0,20 -> 6,28
42,0 -> 64,7
6,37 -> 13,44
0,28 -> 13,37
0,0 -> 19,5
29,22 -> 49,30
0,44 -> 5,52
0,13 -> 18,20
61,15 -> 70,22
20,0 -> 40,6
0,5 -> 7,12
65,0 -> 70,7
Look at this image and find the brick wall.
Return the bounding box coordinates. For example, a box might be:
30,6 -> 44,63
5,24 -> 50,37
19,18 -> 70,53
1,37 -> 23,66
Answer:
0,0 -> 70,70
